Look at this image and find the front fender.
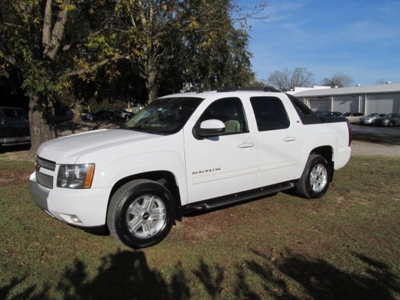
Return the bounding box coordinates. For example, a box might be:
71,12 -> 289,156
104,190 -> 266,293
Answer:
95,150 -> 188,205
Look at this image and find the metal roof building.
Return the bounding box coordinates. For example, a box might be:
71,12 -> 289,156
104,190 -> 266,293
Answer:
292,83 -> 400,114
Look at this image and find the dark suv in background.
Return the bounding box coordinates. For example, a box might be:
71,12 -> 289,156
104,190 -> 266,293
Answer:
0,106 -> 31,147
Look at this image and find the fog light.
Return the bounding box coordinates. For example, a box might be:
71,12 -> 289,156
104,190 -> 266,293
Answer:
70,215 -> 82,223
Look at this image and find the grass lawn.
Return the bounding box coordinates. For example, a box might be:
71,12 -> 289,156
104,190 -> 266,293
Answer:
1,153 -> 400,299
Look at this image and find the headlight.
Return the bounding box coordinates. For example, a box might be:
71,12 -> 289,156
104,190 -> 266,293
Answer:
57,164 -> 95,189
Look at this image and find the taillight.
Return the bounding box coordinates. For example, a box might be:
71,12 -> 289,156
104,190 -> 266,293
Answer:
347,122 -> 352,146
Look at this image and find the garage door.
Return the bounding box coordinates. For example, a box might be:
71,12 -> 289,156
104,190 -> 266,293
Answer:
310,98 -> 329,112
366,94 -> 400,114
333,96 -> 359,113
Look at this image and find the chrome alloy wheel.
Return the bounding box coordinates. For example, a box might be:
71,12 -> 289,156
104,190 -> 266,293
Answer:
309,163 -> 328,193
125,194 -> 166,239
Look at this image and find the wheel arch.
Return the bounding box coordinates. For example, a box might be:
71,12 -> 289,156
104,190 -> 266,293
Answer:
310,146 -> 334,179
310,145 -> 333,162
107,171 -> 183,223
296,153 -> 332,199
297,143 -> 335,180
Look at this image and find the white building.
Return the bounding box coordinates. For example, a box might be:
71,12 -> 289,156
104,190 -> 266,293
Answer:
292,83 -> 400,114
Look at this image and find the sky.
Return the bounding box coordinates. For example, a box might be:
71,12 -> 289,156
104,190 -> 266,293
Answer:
242,0 -> 400,86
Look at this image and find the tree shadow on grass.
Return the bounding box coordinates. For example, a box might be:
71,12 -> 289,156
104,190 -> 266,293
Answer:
1,250 -> 190,300
1,248 -> 399,299
245,248 -> 400,299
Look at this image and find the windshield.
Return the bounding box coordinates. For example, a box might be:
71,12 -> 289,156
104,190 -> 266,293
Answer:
365,113 -> 378,118
386,113 -> 397,118
122,97 -> 203,135
342,113 -> 351,116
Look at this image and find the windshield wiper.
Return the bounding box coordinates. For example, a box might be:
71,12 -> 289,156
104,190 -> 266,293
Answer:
130,126 -> 159,134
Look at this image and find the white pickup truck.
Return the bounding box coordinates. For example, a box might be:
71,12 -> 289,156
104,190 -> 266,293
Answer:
30,90 -> 351,249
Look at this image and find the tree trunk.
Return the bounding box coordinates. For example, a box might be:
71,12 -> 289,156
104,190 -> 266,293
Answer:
28,95 -> 57,158
144,53 -> 159,103
72,100 -> 83,122
145,67 -> 158,103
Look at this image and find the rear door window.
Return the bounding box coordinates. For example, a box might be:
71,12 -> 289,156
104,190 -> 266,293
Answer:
250,97 -> 290,131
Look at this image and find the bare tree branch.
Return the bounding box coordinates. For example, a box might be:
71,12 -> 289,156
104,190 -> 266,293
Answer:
60,57 -> 117,79
321,72 -> 354,87
45,0 -> 70,60
0,50 -> 17,67
268,67 -> 314,91
42,0 -> 52,54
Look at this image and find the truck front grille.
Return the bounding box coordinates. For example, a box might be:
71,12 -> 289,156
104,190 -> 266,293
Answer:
36,172 -> 54,189
36,156 -> 56,171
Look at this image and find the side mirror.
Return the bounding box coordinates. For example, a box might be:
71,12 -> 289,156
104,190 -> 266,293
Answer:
195,119 -> 225,137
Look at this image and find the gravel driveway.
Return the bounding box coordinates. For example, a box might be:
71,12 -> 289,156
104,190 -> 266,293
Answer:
351,141 -> 400,157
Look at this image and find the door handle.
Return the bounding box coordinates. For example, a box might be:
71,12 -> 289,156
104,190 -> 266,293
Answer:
238,142 -> 254,148
283,136 -> 296,142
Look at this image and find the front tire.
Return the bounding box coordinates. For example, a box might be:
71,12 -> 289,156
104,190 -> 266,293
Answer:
296,154 -> 331,199
107,179 -> 176,249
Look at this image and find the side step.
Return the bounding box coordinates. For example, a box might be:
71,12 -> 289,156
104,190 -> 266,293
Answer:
184,181 -> 295,213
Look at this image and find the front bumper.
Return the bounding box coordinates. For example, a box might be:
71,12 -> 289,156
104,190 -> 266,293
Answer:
29,172 -> 111,228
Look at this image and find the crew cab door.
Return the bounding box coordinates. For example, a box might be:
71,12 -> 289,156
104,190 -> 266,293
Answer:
250,96 -> 300,187
184,97 -> 258,203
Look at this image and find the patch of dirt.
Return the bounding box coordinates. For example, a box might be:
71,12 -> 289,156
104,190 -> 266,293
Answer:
0,145 -> 32,162
0,165 -> 32,187
0,174 -> 30,187
171,208 -> 238,245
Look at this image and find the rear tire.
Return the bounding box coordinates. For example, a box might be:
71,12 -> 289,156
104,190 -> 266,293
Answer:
296,154 -> 331,199
107,179 -> 175,249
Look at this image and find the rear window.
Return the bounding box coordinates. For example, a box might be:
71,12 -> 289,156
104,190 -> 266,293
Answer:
286,94 -> 323,125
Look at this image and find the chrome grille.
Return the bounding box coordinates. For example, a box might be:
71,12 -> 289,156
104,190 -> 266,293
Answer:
36,172 -> 53,189
36,156 -> 56,171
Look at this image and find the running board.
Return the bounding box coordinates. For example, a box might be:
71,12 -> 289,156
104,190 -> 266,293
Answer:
183,181 -> 295,213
